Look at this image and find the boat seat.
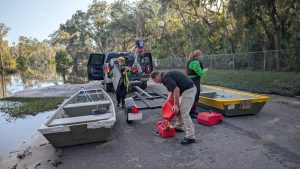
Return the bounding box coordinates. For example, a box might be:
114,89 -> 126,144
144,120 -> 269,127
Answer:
63,100 -> 111,117
200,91 -> 217,98
64,100 -> 110,109
48,113 -> 113,127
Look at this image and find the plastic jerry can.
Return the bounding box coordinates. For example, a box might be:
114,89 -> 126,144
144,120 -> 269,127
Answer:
162,100 -> 176,121
197,111 -> 223,126
156,120 -> 175,138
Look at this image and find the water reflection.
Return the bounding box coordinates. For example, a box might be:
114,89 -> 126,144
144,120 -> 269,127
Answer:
0,64 -> 88,99
0,75 -> 8,98
0,64 -> 88,124
0,64 -> 88,155
56,64 -> 88,84
0,110 -> 53,155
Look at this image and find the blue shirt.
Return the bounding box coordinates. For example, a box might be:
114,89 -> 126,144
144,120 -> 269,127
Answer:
135,40 -> 144,48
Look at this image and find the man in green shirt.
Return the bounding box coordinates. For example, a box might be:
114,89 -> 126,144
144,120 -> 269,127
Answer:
186,50 -> 208,118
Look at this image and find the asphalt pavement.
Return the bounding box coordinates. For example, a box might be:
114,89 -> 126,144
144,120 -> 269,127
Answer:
1,82 -> 299,169
57,82 -> 300,169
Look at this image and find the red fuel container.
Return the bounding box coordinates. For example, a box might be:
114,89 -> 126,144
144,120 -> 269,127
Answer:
156,120 -> 175,138
162,100 -> 176,121
197,111 -> 223,126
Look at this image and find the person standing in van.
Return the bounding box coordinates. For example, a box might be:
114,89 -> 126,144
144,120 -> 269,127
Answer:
186,50 -> 208,119
133,35 -> 144,59
132,35 -> 144,73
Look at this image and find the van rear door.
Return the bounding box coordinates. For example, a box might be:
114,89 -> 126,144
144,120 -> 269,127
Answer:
88,53 -> 105,80
139,53 -> 153,74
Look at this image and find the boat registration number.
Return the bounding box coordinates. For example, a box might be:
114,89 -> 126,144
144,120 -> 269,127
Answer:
239,100 -> 251,109
128,113 -> 143,120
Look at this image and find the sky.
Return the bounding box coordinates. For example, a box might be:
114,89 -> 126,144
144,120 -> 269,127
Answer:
0,0 -> 119,45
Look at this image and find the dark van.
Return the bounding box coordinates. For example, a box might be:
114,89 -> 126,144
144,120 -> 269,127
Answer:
87,52 -> 153,92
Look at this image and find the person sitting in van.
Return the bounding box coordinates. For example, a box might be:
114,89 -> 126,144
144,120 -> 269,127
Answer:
133,35 -> 144,58
110,56 -> 131,107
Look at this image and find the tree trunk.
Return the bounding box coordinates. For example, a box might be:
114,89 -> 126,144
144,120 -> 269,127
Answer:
0,43 -> 4,74
1,74 -> 5,97
274,32 -> 280,70
267,0 -> 280,70
263,47 -> 267,71
161,17 -> 177,58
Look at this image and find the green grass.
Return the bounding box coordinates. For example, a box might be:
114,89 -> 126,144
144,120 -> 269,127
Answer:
202,70 -> 300,96
159,69 -> 300,96
0,97 -> 65,118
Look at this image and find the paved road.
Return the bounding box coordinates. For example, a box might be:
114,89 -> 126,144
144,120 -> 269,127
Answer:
1,82 -> 299,169
57,83 -> 300,169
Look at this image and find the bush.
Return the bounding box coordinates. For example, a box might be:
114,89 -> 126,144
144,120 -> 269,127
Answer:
55,50 -> 72,66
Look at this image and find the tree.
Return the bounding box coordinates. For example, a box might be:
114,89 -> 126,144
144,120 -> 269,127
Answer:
55,49 -> 72,67
0,23 -> 11,74
49,0 -> 300,70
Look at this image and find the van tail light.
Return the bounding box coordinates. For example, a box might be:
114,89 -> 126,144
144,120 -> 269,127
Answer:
145,64 -> 151,74
131,106 -> 139,113
106,67 -> 110,75
131,66 -> 138,74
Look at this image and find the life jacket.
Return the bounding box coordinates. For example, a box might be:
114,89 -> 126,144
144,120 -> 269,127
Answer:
186,58 -> 203,76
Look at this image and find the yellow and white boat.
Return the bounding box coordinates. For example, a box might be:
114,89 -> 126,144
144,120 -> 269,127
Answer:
199,85 -> 269,116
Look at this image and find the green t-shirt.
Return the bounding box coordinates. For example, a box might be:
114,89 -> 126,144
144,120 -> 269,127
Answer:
188,60 -> 206,78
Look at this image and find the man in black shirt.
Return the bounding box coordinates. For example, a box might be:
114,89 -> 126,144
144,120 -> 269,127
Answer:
151,70 -> 197,145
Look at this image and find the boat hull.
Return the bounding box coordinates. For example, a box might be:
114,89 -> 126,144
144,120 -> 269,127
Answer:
198,85 -> 269,116
41,126 -> 112,148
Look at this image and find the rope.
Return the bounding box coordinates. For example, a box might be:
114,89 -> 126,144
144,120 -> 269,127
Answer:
123,69 -> 130,92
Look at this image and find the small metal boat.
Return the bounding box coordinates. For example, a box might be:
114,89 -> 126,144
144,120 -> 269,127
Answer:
38,88 -> 116,147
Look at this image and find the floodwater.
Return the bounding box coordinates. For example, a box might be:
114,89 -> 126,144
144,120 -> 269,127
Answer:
0,64 -> 88,98
0,110 -> 53,155
0,64 -> 88,156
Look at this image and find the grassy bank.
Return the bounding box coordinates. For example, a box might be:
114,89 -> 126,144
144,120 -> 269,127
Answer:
0,97 -> 65,118
203,70 -> 300,96
159,69 -> 300,96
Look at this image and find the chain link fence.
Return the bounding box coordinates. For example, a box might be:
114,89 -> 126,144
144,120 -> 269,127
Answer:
154,49 -> 300,71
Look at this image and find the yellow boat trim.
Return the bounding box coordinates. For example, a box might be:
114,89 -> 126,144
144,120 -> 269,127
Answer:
199,97 -> 225,110
199,85 -> 269,110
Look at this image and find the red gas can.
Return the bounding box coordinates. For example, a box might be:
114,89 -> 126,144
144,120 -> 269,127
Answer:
162,100 -> 176,121
197,111 -> 223,126
156,120 -> 175,138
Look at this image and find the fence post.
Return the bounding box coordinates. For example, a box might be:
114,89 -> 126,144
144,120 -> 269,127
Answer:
263,49 -> 266,71
233,53 -> 235,70
210,55 -> 213,69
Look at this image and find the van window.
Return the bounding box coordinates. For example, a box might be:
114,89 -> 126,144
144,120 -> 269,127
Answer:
139,56 -> 150,64
90,54 -> 104,64
106,53 -> 135,65
106,54 -> 119,63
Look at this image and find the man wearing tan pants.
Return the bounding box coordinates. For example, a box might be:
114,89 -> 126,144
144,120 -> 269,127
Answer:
151,70 -> 196,145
